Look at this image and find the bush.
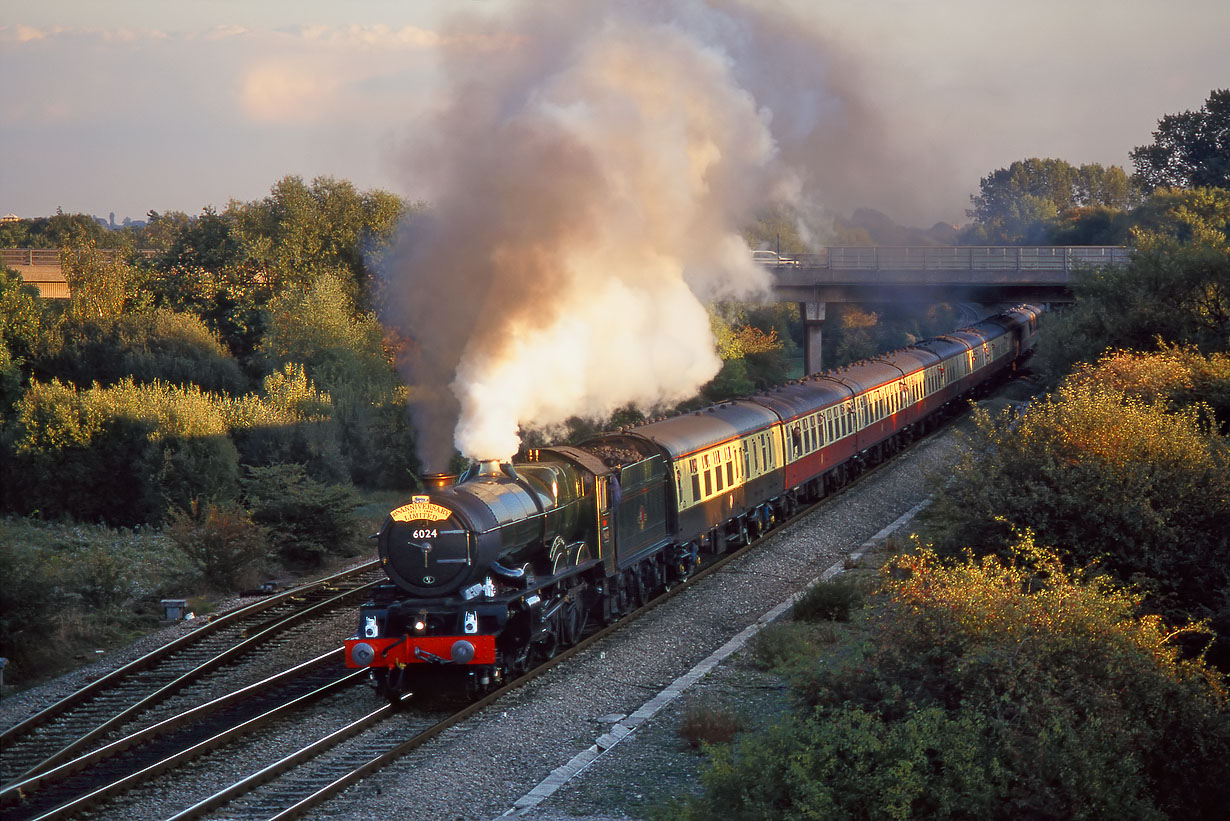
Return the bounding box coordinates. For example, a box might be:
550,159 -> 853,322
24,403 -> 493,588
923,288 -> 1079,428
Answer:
671,705 -> 1005,821
1065,344 -> 1230,434
677,696 -> 746,749
758,543 -> 1230,819
746,622 -> 833,672
1,267 -> 51,398
0,518 -> 185,686
920,381 -> 1230,665
791,574 -> 865,622
2,378 -> 240,525
225,363 -> 347,483
242,463 -> 359,568
1034,234 -> 1230,380
42,309 -> 247,395
166,500 -> 272,592
258,271 -> 409,485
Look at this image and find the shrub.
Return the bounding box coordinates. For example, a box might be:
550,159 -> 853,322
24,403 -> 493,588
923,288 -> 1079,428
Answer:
1,267 -> 51,396
677,696 -> 746,749
43,309 -> 247,395
1065,344 -> 1230,433
257,272 -> 411,486
791,574 -> 865,622
2,378 -> 239,525
671,705 -> 1006,821
166,500 -> 272,592
242,463 -> 359,568
770,543 -> 1230,819
920,381 -> 1230,664
746,622 -> 833,672
0,518 -> 184,686
225,363 -> 347,483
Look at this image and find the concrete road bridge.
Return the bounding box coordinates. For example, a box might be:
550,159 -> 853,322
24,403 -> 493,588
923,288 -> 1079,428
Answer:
766,245 -> 1129,372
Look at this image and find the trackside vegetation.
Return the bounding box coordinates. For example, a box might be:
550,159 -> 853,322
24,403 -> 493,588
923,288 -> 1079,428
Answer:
667,544 -> 1230,820
662,90 -> 1230,820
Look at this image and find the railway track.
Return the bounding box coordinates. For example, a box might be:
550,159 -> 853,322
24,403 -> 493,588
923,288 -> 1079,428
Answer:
0,653 -> 364,821
0,562 -> 383,790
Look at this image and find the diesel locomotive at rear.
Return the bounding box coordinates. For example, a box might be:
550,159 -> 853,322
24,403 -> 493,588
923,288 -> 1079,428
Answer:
345,305 -> 1042,699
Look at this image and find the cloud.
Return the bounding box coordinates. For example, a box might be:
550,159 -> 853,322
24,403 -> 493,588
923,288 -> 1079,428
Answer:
239,60 -> 344,124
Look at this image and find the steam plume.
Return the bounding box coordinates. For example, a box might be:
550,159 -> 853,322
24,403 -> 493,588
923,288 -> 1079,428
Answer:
384,1 -> 897,470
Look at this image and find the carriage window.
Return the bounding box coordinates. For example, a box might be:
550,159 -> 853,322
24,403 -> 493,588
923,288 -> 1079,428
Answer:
691,472 -> 701,501
727,461 -> 734,485
704,470 -> 713,497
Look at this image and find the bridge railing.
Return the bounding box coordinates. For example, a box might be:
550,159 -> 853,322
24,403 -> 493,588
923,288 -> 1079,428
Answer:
1,248 -> 63,267
2,248 -> 155,268
791,246 -> 1130,271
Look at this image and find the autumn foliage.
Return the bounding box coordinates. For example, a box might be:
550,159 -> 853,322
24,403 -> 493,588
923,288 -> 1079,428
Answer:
670,545 -> 1230,820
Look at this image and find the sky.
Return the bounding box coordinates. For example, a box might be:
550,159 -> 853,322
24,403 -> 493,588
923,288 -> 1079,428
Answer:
1,0 -> 1226,227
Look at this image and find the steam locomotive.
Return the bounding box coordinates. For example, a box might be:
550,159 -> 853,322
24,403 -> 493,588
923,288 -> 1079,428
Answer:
345,305 -> 1042,698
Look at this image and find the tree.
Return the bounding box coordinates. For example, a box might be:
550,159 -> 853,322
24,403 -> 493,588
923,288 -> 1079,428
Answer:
146,207 -> 269,360
227,176 -> 407,309
742,203 -> 811,256
0,268 -> 49,377
963,158 -> 1139,244
1035,234 -> 1230,380
42,309 -> 247,396
1130,186 -> 1230,246
141,210 -> 192,254
259,271 -> 415,487
1131,89 -> 1230,191
60,231 -> 142,321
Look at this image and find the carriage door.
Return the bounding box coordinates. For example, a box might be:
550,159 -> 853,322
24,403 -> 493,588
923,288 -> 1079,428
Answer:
596,476 -> 614,564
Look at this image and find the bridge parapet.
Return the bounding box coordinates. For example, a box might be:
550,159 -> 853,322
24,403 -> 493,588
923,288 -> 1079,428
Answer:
787,245 -> 1129,271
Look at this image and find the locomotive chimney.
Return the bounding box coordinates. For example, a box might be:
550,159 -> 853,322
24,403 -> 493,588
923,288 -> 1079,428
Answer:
423,472 -> 457,490
475,459 -> 502,477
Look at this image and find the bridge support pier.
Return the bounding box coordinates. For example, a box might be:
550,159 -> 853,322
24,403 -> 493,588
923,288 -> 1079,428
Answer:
801,301 -> 825,375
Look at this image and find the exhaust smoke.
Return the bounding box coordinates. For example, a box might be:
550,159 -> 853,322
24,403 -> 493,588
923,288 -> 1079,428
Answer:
383,1 -> 890,470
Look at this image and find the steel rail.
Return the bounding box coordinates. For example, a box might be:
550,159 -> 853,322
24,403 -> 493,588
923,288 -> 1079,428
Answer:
24,671 -> 367,821
5,567 -> 382,785
0,650 -> 344,810
0,560 -> 379,750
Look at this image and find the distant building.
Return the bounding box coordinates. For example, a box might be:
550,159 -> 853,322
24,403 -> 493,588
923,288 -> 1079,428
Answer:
0,213 -> 19,223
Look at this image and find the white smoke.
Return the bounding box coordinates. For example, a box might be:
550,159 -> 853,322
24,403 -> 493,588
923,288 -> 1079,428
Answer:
386,1 -> 810,468
387,0 -> 970,468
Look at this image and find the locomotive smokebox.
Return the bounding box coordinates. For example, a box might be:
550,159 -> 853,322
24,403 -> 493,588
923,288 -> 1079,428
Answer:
422,472 -> 457,490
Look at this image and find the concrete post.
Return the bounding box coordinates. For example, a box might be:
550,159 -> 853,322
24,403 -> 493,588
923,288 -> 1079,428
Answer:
802,301 -> 826,375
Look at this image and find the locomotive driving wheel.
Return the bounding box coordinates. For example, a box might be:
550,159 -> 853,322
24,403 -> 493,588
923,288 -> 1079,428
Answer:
532,617 -> 561,663
561,594 -> 587,644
